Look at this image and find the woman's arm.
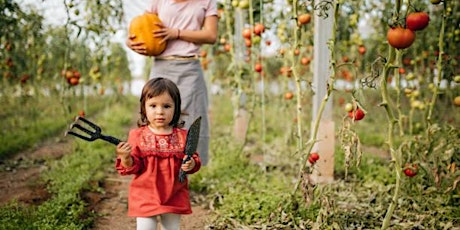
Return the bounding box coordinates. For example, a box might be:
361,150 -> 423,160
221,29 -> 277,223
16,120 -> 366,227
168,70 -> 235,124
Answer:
154,15 -> 218,45
179,15 -> 218,44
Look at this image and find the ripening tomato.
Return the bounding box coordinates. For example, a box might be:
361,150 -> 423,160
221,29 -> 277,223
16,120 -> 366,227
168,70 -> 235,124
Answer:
403,164 -> 418,177
308,153 -> 320,164
200,50 -> 208,58
301,57 -> 311,65
69,77 -> 79,86
387,26 -> 416,49
242,28 -> 252,39
298,14 -> 311,25
254,63 -> 262,73
406,12 -> 430,31
78,110 -> 85,117
344,103 -> 353,112
223,43 -> 231,52
284,92 -> 294,100
253,23 -> 265,36
244,38 -> 251,47
348,108 -> 365,121
358,45 -> 366,55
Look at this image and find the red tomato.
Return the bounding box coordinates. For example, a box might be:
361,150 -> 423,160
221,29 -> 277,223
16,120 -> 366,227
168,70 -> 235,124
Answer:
284,92 -> 294,100
406,12 -> 430,31
69,77 -> 79,86
387,26 -> 416,49
358,45 -> 366,55
301,57 -> 311,65
242,28 -> 252,39
253,23 -> 265,36
244,38 -> 252,47
403,164 -> 418,177
254,63 -> 262,73
78,110 -> 85,117
348,108 -> 365,121
298,14 -> 311,25
308,153 -> 320,164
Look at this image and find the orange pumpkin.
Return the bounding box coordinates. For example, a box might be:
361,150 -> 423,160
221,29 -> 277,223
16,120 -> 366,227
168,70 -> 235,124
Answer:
129,13 -> 167,56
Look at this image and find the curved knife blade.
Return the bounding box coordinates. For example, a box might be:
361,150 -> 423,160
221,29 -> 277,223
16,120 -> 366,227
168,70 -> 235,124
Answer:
179,116 -> 201,182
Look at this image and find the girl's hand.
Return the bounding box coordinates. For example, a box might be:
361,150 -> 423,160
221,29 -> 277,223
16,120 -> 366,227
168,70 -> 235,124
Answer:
116,142 -> 132,159
116,142 -> 133,168
126,34 -> 148,55
181,157 -> 196,172
153,22 -> 179,43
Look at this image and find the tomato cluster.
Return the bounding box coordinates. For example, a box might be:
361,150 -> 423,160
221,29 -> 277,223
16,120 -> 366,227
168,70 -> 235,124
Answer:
387,11 -> 430,50
62,69 -> 81,86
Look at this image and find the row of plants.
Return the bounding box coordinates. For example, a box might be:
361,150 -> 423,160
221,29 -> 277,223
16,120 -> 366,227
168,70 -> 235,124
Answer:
0,93 -> 111,159
198,0 -> 459,228
192,92 -> 459,229
0,96 -> 136,229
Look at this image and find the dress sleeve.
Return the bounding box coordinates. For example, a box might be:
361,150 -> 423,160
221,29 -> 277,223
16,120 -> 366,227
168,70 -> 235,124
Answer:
186,152 -> 201,174
115,129 -> 144,175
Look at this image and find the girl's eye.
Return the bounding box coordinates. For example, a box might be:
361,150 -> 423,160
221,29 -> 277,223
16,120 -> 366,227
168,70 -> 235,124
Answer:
164,104 -> 171,108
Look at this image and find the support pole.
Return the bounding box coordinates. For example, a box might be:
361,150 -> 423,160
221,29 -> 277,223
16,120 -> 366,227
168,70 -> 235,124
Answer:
310,6 -> 335,184
232,8 -> 249,143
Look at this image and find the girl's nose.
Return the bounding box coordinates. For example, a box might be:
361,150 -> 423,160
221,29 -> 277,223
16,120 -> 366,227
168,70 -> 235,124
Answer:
155,107 -> 164,114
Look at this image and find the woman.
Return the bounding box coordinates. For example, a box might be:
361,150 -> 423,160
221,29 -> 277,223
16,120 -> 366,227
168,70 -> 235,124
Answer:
126,0 -> 218,166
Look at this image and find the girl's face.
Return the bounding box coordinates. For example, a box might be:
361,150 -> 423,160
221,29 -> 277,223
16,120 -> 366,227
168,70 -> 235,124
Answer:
144,91 -> 175,133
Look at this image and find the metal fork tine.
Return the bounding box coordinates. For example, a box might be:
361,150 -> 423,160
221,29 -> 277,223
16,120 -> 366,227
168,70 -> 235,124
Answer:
76,116 -> 101,133
72,123 -> 98,137
66,130 -> 96,141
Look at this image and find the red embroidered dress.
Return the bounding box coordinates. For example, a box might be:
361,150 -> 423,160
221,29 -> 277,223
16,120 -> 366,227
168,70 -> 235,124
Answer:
116,127 -> 201,217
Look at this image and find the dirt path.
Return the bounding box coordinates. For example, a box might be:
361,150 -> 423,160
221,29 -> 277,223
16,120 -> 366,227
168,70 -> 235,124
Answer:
0,133 -> 211,230
91,170 -> 211,230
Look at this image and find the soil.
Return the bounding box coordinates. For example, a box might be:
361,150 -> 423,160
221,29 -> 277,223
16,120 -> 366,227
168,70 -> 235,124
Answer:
0,137 -> 211,230
0,129 -> 388,229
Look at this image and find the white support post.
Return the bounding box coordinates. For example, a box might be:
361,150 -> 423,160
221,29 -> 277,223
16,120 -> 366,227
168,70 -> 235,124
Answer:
310,6 -> 335,184
233,8 -> 249,143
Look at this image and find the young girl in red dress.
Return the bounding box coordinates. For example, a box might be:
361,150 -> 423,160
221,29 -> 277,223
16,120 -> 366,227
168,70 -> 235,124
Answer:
115,77 -> 201,230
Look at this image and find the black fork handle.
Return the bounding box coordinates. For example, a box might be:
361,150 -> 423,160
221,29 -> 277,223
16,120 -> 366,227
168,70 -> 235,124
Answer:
100,135 -> 121,145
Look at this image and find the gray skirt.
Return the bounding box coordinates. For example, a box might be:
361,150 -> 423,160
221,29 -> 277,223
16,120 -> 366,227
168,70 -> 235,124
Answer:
150,59 -> 210,165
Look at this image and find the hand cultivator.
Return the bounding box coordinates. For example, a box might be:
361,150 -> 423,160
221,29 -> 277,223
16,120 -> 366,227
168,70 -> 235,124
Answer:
65,116 -> 121,145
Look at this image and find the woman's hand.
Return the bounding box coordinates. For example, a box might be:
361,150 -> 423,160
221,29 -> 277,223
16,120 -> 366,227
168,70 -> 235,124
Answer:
181,157 -> 196,172
116,142 -> 133,167
153,22 -> 179,43
126,34 -> 148,55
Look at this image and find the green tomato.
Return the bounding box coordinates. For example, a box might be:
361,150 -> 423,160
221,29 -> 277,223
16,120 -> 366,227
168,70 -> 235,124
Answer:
454,75 -> 460,83
344,103 -> 353,112
238,0 -> 249,9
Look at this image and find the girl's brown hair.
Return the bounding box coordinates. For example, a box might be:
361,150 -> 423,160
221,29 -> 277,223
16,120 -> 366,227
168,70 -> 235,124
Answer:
137,78 -> 182,128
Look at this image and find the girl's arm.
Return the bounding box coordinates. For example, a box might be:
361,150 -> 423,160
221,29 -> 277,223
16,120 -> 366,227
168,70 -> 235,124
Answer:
115,130 -> 144,175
